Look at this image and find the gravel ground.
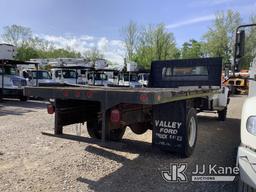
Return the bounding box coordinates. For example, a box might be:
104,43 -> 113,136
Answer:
0,96 -> 245,192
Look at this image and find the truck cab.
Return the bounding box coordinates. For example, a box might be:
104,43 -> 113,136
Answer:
23,69 -> 56,86
118,72 -> 142,88
0,64 -> 28,101
51,68 -> 84,85
237,57 -> 256,190
87,71 -> 113,86
227,23 -> 256,191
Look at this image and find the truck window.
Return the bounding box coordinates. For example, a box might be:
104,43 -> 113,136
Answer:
130,74 -> 138,82
62,70 -> 76,78
32,71 -> 51,79
123,74 -> 138,82
95,73 -> 107,81
173,66 -> 208,76
1,66 -> 17,75
162,66 -> 209,81
88,73 -> 93,80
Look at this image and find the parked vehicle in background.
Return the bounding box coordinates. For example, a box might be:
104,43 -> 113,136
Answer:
0,64 -> 27,101
117,72 -> 142,88
0,44 -> 38,101
51,67 -> 85,85
0,44 -> 16,60
22,69 -> 56,87
87,70 -> 113,86
223,71 -> 249,94
138,73 -> 149,87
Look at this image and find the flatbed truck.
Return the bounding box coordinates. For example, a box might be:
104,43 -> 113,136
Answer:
24,57 -> 229,157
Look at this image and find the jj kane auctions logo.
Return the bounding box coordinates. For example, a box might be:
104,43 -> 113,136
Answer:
161,163 -> 239,182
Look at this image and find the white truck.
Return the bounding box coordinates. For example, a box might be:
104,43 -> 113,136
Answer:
234,24 -> 256,191
0,64 -> 28,101
22,69 -> 56,87
0,43 -> 17,60
117,72 -> 142,88
138,73 -> 149,87
0,44 -> 32,101
51,67 -> 85,85
87,70 -> 114,86
237,57 -> 256,191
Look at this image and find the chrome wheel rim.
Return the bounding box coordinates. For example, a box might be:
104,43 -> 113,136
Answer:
188,116 -> 196,147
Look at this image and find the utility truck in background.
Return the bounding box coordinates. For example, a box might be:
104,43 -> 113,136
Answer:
51,67 -> 85,85
232,24 -> 256,191
138,72 -> 150,87
0,44 -> 37,101
117,72 -> 142,88
0,62 -> 28,101
22,69 -> 56,87
0,43 -> 17,60
87,69 -> 115,86
117,62 -> 143,88
25,57 -> 229,157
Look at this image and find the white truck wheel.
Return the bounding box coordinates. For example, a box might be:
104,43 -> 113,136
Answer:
181,108 -> 198,158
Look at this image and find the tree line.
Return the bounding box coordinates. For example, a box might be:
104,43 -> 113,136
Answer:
0,25 -> 103,64
122,10 -> 256,69
1,9 -> 255,69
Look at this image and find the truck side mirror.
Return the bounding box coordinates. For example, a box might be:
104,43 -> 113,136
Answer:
235,30 -> 245,59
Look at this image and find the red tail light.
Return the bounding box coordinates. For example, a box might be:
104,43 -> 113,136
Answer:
110,109 -> 121,124
47,104 -> 55,114
140,94 -> 148,102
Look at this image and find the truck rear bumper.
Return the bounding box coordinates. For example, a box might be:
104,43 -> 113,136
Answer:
238,146 -> 256,189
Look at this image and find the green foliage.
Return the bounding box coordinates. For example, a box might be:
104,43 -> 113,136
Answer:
125,23 -> 180,69
242,15 -> 256,69
2,11 -> 256,70
181,39 -> 203,59
202,10 -> 241,64
15,46 -> 81,61
1,24 -> 83,61
40,64 -> 52,71
15,46 -> 40,61
37,48 -> 81,59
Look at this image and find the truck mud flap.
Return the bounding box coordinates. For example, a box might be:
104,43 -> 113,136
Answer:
152,100 -> 187,153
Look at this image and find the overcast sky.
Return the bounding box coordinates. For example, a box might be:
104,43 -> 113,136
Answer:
0,0 -> 255,63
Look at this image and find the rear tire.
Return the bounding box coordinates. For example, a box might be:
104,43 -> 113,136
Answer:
218,107 -> 227,121
129,122 -> 150,135
87,120 -> 102,139
181,108 -> 198,158
87,120 -> 126,141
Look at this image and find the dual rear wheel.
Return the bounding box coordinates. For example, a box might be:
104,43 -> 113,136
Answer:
87,120 -> 126,141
